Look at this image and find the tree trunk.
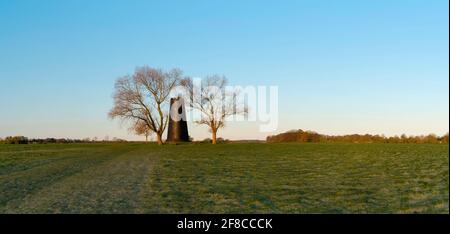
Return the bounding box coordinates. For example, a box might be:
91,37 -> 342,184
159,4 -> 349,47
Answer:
156,133 -> 163,145
212,130 -> 217,144
145,134 -> 148,142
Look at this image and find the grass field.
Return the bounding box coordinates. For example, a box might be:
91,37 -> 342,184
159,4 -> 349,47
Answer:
0,143 -> 448,214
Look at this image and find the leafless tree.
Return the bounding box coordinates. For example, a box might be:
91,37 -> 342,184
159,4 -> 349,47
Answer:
182,75 -> 247,144
109,66 -> 182,145
131,120 -> 152,142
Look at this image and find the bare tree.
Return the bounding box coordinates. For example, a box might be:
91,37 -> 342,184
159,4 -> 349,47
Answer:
131,120 -> 152,142
182,75 -> 247,144
109,66 -> 181,145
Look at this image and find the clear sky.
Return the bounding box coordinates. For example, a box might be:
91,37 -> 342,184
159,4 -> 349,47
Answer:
0,0 -> 448,141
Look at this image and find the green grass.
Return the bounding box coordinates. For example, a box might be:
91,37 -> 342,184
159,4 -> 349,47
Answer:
0,143 -> 448,213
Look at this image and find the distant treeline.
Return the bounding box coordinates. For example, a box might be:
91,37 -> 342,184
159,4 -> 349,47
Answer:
266,129 -> 449,144
0,136 -> 128,144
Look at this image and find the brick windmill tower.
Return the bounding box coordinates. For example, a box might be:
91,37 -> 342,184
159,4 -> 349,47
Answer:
166,97 -> 190,142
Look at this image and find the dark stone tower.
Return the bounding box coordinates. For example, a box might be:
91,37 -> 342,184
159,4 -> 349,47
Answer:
166,97 -> 190,142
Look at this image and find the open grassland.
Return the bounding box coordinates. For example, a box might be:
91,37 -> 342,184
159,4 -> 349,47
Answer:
0,143 -> 448,213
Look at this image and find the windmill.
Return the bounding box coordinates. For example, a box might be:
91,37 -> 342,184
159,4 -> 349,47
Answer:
166,97 -> 190,142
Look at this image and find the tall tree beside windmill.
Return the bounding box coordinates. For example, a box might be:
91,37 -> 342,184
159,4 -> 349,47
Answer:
182,75 -> 248,144
109,66 -> 182,145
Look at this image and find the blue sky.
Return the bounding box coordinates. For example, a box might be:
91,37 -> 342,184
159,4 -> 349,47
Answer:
0,0 -> 448,140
